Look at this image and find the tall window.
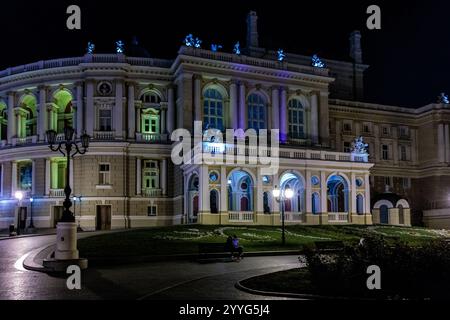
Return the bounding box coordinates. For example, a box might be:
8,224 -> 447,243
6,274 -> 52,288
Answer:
18,162 -> 32,191
99,109 -> 112,131
382,145 -> 389,160
343,142 -> 351,153
288,99 -> 305,139
99,164 -> 111,185
142,92 -> 161,104
400,145 -> 407,161
203,88 -> 224,131
247,94 -> 266,130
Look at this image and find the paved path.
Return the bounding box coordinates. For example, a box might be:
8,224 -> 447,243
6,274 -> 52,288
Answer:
0,233 -> 300,300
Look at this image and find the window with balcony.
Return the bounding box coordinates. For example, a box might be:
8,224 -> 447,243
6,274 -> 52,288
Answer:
53,89 -> 74,134
400,145 -> 408,161
247,93 -> 267,130
141,109 -> 160,134
98,109 -> 112,131
288,99 -> 305,139
18,93 -> 37,140
99,163 -> 111,185
18,161 -> 32,192
50,159 -> 67,196
142,160 -> 160,196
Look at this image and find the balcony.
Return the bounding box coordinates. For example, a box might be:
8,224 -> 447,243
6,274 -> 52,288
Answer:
142,188 -> 162,197
93,131 -> 115,141
49,189 -> 65,197
11,135 -> 38,146
228,212 -> 254,222
136,133 -> 168,143
328,212 -> 349,223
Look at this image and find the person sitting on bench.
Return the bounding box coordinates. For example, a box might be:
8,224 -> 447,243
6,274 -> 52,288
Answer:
231,235 -> 244,260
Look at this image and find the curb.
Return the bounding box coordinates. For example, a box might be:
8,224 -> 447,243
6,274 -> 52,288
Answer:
0,232 -> 56,241
23,244 -> 55,272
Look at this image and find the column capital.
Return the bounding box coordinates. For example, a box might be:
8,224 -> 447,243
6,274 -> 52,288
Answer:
126,80 -> 137,87
166,83 -> 176,90
74,81 -> 84,88
6,91 -> 16,98
37,85 -> 49,91
270,85 -> 280,92
193,74 -> 203,81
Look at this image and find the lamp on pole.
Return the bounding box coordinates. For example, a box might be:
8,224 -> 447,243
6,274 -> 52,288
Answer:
45,126 -> 90,265
29,197 -> 35,229
272,185 -> 294,246
14,191 -> 23,235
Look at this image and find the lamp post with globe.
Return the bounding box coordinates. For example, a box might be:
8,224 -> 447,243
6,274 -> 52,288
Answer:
272,185 -> 294,246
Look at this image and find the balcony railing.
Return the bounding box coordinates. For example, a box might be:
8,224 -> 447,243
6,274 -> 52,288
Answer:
283,213 -> 304,222
11,135 -> 38,146
142,188 -> 162,197
136,133 -> 168,143
49,189 -> 65,197
93,131 -> 115,141
56,133 -> 66,142
328,212 -> 349,223
228,212 -> 254,222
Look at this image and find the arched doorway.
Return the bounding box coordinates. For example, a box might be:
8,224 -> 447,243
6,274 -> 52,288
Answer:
327,175 -> 349,213
380,205 -> 389,224
188,174 -> 199,222
228,170 -> 254,212
53,89 -> 74,133
312,193 -> 320,214
279,172 -> 305,221
356,194 -> 364,215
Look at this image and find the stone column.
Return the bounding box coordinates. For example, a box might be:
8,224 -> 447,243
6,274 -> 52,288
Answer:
238,82 -> 246,130
136,105 -> 141,134
256,167 -> 263,214
31,160 -> 36,195
127,82 -> 135,139
7,92 -> 16,144
319,91 -> 330,147
115,80 -> 124,139
51,161 -> 58,189
136,158 -> 141,195
280,87 -> 287,143
438,123 -> 445,162
220,166 -> 227,212
445,124 -> 450,163
393,127 -> 399,165
193,75 -> 202,122
45,159 -> 50,196
69,159 -> 74,194
351,173 -> 357,214
38,86 -> 47,141
161,108 -> 167,134
306,171 -> 312,213
76,83 -> 84,137
320,172 -> 327,214
167,85 -> 175,133
200,165 -> 210,213
272,174 -> 280,214
161,158 -> 167,196
374,125 -> 381,162
310,92 -> 319,144
271,87 -> 280,130
85,81 -> 95,136
364,174 -> 371,214
230,81 -> 238,130
411,128 -> 418,164
16,111 -> 23,138
11,162 -> 17,194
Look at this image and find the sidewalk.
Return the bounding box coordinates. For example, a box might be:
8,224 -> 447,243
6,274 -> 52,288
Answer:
0,228 -> 56,240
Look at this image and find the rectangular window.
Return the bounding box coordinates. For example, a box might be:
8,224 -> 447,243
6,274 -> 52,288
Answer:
99,109 -> 112,131
382,145 -> 389,160
99,163 -> 110,185
402,177 -> 411,189
363,123 -> 371,133
384,176 -> 392,187
343,142 -> 351,153
399,126 -> 409,138
400,145 -> 407,161
382,126 -> 390,136
343,122 -> 352,132
147,206 -> 157,216
18,162 -> 32,191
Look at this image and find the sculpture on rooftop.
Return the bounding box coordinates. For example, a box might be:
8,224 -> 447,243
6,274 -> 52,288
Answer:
86,42 -> 95,54
312,54 -> 325,68
351,136 -> 369,154
211,44 -> 223,52
184,34 -> 202,48
437,92 -> 449,104
116,40 -> 124,53
233,42 -> 241,55
277,49 -> 286,62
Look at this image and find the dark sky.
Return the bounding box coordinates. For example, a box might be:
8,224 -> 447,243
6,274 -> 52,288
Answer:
1,0 -> 448,108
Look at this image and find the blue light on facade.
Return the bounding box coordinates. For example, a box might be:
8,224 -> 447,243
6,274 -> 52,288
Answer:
312,54 -> 325,68
116,40 -> 125,53
211,44 -> 223,52
233,42 -> 241,55
277,49 -> 286,61
87,42 -> 95,54
184,34 -> 202,48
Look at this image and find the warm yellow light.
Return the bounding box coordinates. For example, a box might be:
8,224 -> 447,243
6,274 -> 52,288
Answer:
284,188 -> 294,199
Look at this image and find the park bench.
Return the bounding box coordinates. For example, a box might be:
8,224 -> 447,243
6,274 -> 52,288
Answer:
197,243 -> 235,263
314,240 -> 345,252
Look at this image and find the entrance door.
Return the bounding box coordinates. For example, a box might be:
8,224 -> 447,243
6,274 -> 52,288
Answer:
380,205 -> 389,224
96,205 -> 111,230
53,206 -> 64,228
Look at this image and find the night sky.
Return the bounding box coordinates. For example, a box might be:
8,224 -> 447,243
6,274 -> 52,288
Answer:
1,0 -> 448,108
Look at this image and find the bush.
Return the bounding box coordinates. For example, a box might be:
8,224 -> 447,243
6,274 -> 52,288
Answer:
304,234 -> 450,299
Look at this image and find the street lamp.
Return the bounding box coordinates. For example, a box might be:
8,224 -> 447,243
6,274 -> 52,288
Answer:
14,191 -> 23,235
45,126 -> 90,263
272,185 -> 294,246
29,197 -> 35,229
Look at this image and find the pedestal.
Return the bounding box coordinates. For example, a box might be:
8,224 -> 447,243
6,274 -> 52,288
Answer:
55,222 -> 79,260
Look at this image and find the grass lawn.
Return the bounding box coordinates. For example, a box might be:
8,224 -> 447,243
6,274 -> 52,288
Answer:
77,225 -> 450,259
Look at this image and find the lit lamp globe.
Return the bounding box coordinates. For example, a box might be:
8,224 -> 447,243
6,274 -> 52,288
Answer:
14,191 -> 23,201
284,187 -> 294,199
272,186 -> 281,199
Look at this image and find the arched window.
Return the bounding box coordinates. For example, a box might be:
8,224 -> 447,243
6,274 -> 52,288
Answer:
53,90 -> 74,133
203,88 -> 224,131
228,170 -> 253,212
141,91 -> 161,104
247,93 -> 266,130
288,99 -> 305,139
356,194 -> 364,215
